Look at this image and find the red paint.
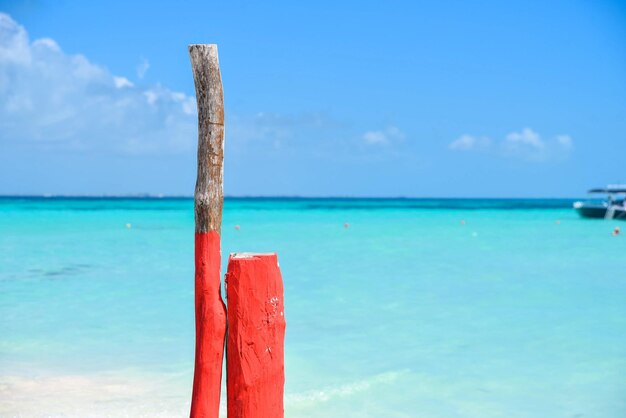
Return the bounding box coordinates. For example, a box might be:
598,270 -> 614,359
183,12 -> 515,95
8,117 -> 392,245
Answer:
190,231 -> 227,418
225,253 -> 286,418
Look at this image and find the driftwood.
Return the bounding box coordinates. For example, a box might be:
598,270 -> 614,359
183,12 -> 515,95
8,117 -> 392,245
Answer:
189,44 -> 224,234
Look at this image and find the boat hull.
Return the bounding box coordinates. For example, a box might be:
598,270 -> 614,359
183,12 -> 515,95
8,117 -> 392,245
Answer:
574,203 -> 626,220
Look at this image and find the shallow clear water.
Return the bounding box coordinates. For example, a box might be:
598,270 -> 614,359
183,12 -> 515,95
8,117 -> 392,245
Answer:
1,197 -> 625,417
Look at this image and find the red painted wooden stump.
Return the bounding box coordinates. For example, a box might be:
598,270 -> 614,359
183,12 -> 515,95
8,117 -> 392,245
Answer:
225,253 -> 286,418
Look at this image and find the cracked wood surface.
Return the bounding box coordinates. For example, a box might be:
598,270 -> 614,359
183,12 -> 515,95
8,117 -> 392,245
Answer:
189,44 -> 224,234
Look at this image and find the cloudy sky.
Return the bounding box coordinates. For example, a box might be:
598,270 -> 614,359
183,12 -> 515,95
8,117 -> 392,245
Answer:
1,1 -> 625,197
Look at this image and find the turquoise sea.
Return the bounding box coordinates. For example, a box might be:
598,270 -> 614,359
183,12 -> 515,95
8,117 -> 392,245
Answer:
1,197 -> 625,417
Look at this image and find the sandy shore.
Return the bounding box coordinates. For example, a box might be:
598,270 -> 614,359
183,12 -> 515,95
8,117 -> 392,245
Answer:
0,371 -> 196,418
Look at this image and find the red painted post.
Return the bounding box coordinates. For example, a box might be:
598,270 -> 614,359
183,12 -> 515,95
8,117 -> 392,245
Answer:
191,231 -> 227,417
189,44 -> 227,418
225,253 -> 286,418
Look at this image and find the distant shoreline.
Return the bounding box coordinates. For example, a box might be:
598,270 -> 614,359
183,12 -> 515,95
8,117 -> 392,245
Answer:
0,195 -> 584,200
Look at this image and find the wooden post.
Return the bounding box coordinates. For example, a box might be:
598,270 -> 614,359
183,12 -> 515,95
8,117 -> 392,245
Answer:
189,44 -> 227,418
225,253 -> 286,418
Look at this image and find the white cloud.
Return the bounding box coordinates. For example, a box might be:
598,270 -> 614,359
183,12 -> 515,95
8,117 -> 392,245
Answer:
113,76 -> 133,88
504,127 -> 544,149
502,127 -> 574,161
32,37 -> 60,52
0,14 -> 30,65
226,111 -> 338,151
363,131 -> 386,144
0,13 -> 196,155
448,134 -> 491,151
502,127 -> 546,160
136,57 -> 150,79
450,127 -> 573,162
556,134 -> 572,149
362,126 -> 405,145
144,90 -> 159,105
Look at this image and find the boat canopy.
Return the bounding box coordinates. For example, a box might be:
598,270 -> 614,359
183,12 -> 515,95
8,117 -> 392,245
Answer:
588,185 -> 626,194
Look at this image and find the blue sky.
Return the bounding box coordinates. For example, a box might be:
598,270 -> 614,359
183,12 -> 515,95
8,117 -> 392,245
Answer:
1,0 -> 625,197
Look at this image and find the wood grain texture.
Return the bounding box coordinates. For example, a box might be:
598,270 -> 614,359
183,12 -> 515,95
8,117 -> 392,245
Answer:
225,253 -> 286,418
189,44 -> 224,234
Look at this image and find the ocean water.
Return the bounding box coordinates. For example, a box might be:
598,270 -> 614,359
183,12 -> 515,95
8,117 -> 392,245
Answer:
0,197 -> 625,418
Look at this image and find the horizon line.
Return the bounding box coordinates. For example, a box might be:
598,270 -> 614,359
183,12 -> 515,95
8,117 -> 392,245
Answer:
0,194 -> 585,200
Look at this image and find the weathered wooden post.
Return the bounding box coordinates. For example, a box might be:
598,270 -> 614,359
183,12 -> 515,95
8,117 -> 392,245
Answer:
225,253 -> 286,418
189,44 -> 227,418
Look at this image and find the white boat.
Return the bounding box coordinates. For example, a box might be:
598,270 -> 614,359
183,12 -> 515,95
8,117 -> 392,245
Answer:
573,185 -> 626,220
